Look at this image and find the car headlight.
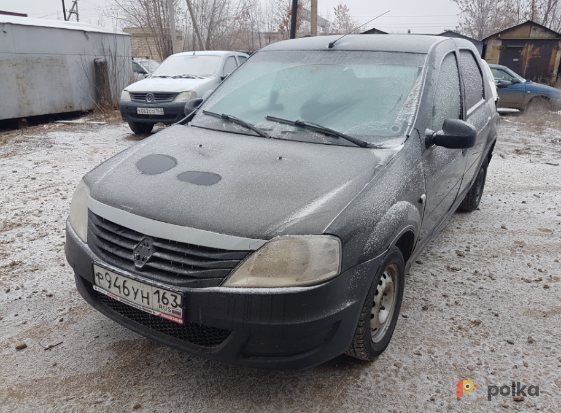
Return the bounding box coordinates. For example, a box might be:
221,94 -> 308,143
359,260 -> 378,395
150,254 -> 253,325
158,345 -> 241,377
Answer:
175,91 -> 197,102
69,180 -> 90,243
222,235 -> 342,288
120,90 -> 131,102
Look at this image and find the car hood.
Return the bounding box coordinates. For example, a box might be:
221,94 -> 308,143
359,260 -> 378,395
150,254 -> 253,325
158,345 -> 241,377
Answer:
526,81 -> 561,96
126,77 -> 215,93
84,125 -> 397,240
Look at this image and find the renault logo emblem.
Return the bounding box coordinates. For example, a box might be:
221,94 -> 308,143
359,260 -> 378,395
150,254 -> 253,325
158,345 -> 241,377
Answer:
133,237 -> 155,269
145,93 -> 154,103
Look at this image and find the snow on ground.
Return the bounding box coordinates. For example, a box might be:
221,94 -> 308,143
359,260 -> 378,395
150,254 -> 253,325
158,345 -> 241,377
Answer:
0,113 -> 560,412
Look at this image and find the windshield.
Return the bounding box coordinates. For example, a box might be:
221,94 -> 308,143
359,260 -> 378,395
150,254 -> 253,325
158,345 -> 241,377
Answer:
140,60 -> 160,74
192,50 -> 426,146
151,55 -> 221,77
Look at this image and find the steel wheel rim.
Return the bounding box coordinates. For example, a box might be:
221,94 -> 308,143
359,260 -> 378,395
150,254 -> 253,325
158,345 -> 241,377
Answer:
370,263 -> 398,343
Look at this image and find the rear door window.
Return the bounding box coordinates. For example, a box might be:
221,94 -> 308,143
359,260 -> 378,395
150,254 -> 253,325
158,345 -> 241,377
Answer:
460,50 -> 485,110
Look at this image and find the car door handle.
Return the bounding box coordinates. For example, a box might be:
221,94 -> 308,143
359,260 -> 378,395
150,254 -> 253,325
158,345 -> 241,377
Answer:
462,149 -> 468,155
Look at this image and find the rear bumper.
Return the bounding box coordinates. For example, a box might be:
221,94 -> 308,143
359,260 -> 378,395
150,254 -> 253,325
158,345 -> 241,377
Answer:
119,100 -> 185,124
66,220 -> 383,370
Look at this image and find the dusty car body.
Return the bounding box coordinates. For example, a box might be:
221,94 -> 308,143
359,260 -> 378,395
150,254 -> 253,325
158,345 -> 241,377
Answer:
66,35 -> 499,370
490,63 -> 561,111
120,51 -> 249,134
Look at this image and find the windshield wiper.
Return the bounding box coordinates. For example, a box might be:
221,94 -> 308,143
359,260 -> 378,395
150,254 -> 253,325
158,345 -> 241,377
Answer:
172,74 -> 205,79
152,75 -> 172,78
265,116 -> 371,148
203,111 -> 271,139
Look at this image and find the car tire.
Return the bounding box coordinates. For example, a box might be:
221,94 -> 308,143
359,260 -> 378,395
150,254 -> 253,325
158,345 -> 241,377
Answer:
346,246 -> 405,361
525,97 -> 551,114
459,157 -> 488,212
128,122 -> 154,134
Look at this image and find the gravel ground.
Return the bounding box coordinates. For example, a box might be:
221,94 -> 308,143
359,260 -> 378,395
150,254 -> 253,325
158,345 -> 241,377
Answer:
0,114 -> 560,412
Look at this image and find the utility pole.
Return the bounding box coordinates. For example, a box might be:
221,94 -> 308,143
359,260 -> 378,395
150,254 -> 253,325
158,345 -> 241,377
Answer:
185,0 -> 205,50
311,0 -> 317,36
61,0 -> 67,21
67,0 -> 79,22
167,0 -> 178,54
290,0 -> 298,39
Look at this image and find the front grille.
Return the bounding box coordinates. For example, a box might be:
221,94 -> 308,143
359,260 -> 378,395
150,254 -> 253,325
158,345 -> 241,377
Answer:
130,92 -> 178,103
88,211 -> 251,284
96,291 -> 231,347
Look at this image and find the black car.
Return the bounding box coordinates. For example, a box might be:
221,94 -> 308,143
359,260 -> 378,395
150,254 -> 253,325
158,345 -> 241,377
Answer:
490,63 -> 561,112
66,35 -> 499,370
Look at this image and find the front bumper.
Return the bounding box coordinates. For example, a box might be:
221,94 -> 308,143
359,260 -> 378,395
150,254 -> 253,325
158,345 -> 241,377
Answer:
65,220 -> 383,370
551,98 -> 561,111
119,100 -> 186,124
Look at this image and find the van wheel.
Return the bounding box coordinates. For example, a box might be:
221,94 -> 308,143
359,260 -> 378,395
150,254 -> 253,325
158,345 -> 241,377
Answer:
346,247 -> 405,361
128,122 -> 154,134
459,157 -> 488,212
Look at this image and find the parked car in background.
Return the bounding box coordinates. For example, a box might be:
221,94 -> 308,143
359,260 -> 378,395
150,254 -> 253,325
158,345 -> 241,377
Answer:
120,51 -> 249,134
132,58 -> 159,82
67,35 -> 499,370
489,64 -> 561,112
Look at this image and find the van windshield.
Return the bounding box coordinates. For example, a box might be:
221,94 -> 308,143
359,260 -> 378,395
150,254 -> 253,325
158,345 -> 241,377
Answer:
193,50 -> 426,146
152,55 -> 221,77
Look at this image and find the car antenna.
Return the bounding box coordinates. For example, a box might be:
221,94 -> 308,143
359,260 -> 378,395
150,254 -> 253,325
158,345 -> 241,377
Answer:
328,10 -> 390,49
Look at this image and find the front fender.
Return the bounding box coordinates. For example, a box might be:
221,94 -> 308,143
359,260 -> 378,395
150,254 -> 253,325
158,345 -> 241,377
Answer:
359,201 -> 421,262
326,131 -> 425,271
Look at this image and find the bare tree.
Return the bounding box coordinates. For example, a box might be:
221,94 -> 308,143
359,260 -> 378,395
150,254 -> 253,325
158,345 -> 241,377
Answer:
104,0 -> 184,61
453,0 -> 561,40
329,3 -> 359,34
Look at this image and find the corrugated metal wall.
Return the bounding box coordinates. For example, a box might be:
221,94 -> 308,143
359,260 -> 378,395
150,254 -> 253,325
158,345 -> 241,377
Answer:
0,20 -> 132,120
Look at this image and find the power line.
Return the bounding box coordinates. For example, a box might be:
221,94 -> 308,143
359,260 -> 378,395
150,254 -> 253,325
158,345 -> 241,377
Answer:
351,14 -> 458,18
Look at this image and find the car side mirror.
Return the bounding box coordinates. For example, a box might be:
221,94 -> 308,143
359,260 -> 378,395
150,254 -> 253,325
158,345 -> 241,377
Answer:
511,78 -> 521,84
497,80 -> 509,89
184,98 -> 203,117
220,73 -> 231,81
425,119 -> 476,149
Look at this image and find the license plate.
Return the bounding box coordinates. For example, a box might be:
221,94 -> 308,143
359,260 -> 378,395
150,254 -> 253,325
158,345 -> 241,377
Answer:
93,264 -> 183,324
137,107 -> 164,115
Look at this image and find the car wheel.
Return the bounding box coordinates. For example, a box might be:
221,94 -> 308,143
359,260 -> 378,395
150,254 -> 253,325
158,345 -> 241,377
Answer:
346,246 -> 405,361
525,97 -> 551,114
459,157 -> 488,212
128,122 -> 154,134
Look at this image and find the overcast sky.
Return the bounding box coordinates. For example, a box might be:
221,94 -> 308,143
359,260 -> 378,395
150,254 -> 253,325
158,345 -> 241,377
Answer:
2,0 -> 461,34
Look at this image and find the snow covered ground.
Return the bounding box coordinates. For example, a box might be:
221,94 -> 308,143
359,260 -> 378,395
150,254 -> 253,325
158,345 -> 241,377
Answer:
0,113 -> 560,412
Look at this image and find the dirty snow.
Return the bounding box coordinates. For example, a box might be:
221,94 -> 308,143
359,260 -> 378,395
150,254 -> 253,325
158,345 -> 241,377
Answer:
0,113 -> 560,412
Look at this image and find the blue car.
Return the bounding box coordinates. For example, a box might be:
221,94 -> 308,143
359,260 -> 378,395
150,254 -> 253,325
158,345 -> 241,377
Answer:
490,64 -> 561,112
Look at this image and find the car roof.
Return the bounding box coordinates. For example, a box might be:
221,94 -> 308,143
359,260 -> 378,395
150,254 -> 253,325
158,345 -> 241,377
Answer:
172,51 -> 248,57
261,34 -> 447,54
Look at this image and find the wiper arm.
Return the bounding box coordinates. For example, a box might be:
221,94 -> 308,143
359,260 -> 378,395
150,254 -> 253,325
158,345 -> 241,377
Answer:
203,111 -> 271,139
265,116 -> 370,148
